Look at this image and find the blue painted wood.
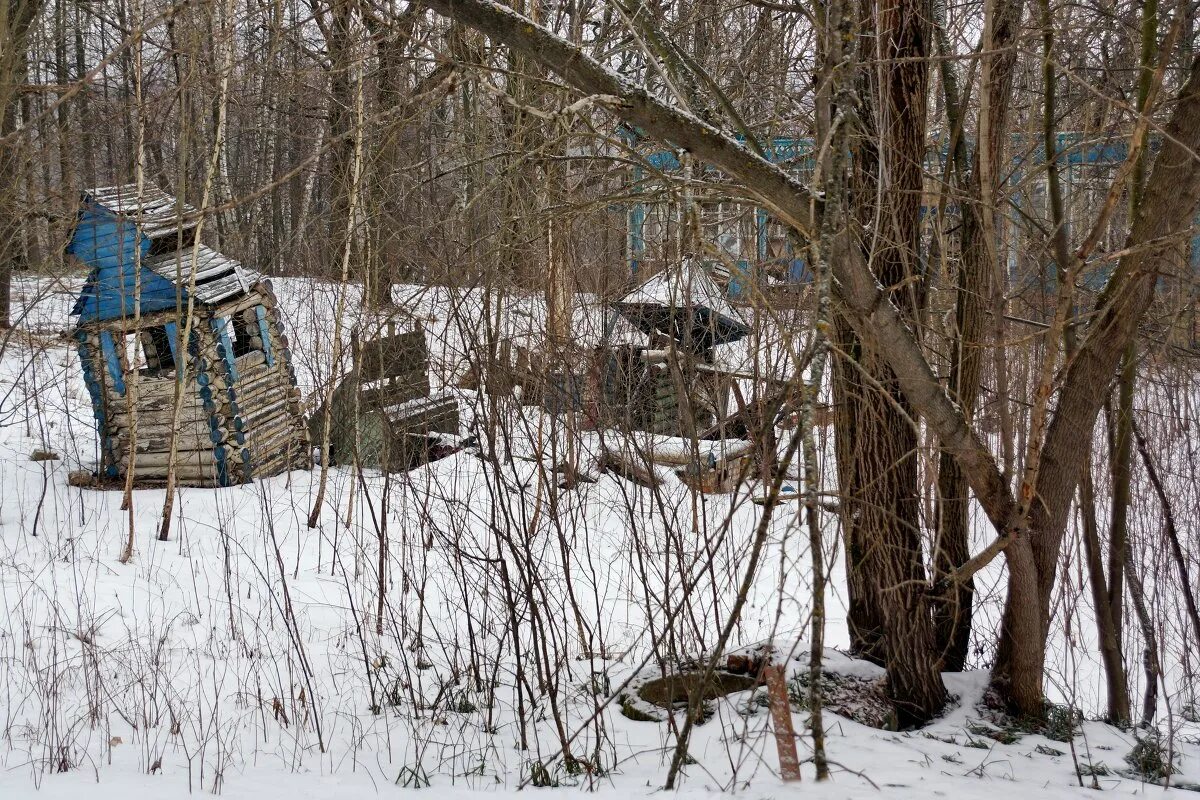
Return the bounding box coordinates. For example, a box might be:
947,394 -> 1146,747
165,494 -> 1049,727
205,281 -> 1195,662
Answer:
67,204 -> 200,322
76,337 -> 120,478
99,331 -> 126,395
67,210 -> 147,264
163,322 -> 180,364
255,306 -> 275,366
195,357 -> 231,486
728,261 -> 752,300
211,318 -> 239,382
755,208 -> 769,261
214,449 -> 229,486
74,262 -> 186,322
204,317 -> 254,484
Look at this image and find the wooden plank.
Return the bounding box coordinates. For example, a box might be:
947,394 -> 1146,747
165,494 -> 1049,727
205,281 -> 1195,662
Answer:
194,273 -> 249,304
255,306 -> 275,366
99,331 -> 126,395
357,329 -> 428,383
764,665 -> 802,782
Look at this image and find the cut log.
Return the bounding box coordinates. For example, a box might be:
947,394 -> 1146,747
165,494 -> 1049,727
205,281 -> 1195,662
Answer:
126,449 -> 222,468
233,350 -> 267,373
113,435 -> 215,455
127,463 -> 221,481
108,405 -> 212,429
106,391 -> 209,416
253,444 -> 307,478
599,449 -> 662,488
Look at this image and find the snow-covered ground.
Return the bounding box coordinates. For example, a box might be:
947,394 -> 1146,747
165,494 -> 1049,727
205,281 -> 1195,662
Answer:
0,275 -> 1196,798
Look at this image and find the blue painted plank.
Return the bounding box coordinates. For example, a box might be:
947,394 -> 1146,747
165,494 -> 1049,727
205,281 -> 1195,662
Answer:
164,322 -> 180,363
75,265 -> 185,322
99,331 -> 126,396
76,340 -> 120,478
255,306 -> 275,366
211,317 -> 239,382
756,208 -> 769,262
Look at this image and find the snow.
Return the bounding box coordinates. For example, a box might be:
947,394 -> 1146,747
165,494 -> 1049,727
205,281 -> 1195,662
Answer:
0,275 -> 1197,798
615,260 -> 741,323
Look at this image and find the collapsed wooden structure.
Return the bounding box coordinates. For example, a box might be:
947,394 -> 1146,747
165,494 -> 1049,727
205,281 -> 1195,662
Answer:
597,261 -> 748,437
314,323 -> 459,471
68,184 -> 310,487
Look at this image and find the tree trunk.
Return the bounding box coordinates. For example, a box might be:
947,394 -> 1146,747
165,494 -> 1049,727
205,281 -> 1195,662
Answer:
1080,445 -> 1131,724
932,0 -> 1023,672
831,0 -> 947,725
995,52 -> 1200,717
325,0 -> 360,286
1,0 -> 43,329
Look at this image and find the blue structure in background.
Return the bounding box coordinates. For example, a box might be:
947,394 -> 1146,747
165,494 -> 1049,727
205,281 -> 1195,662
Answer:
624,131 -> 1199,299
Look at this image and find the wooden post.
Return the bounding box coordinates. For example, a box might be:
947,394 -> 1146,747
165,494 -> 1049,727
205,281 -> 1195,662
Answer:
764,664 -> 801,782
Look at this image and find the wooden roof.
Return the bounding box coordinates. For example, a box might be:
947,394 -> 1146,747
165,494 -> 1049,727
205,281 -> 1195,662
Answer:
83,184 -> 199,240
142,245 -> 259,305
613,261 -> 750,351
70,184 -> 260,321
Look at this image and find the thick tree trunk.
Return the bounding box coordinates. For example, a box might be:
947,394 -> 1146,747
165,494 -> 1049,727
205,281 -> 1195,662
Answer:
830,0 -> 946,724
995,52 -> 1200,716
1,0 -> 43,329
933,0 -> 1023,673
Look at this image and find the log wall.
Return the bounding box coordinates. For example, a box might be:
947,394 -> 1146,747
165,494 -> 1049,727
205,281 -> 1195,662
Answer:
75,282 -> 310,487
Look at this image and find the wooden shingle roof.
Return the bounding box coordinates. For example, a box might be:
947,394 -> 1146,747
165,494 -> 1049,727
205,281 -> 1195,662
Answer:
69,184 -> 260,321
141,245 -> 259,305
83,183 -> 199,240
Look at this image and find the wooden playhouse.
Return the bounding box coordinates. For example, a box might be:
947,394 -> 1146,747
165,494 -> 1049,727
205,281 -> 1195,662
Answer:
67,184 -> 310,486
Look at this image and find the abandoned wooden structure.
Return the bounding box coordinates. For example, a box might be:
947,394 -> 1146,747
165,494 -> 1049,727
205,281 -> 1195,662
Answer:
595,261 -> 749,437
315,324 -> 459,471
68,183 -> 310,487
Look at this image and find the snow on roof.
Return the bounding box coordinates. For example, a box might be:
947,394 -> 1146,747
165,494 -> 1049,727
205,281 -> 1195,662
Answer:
83,183 -> 199,240
141,245 -> 260,305
613,260 -> 750,349
617,260 -> 738,319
